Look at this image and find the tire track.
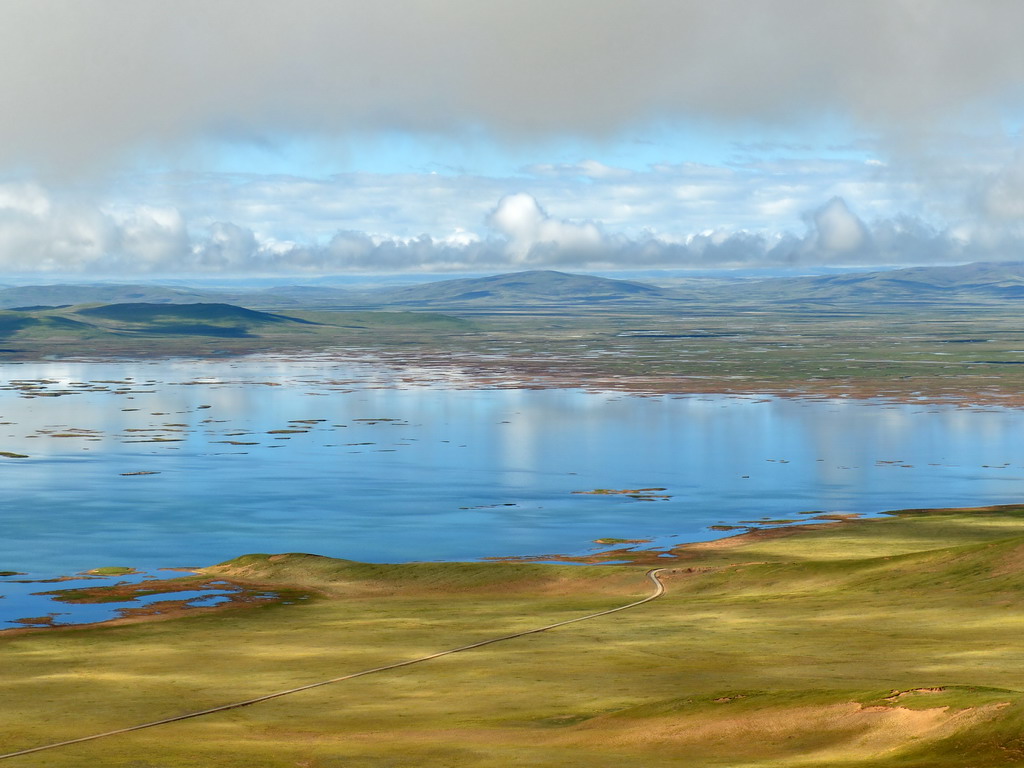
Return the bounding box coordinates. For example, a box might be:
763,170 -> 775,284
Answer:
0,568 -> 669,761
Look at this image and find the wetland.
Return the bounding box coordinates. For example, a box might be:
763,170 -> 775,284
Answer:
7,273 -> 1024,765
4,356 -> 1024,629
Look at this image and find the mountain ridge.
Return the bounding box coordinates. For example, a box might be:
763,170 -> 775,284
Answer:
374,269 -> 674,306
3,261 -> 1024,311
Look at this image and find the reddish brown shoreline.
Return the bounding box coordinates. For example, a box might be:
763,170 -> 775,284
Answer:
0,577 -> 285,637
7,347 -> 1024,408
5,502 -> 1024,636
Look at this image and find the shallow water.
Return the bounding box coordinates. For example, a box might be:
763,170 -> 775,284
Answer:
0,572 -> 251,630
3,356 -> 1024,625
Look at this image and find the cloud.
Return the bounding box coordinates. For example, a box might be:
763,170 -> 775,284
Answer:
0,177 -> 1020,276
807,197 -> 871,255
195,222 -> 259,270
0,184 -> 118,271
487,193 -> 604,262
975,155 -> 1024,221
117,207 -> 190,270
2,1 -> 1024,173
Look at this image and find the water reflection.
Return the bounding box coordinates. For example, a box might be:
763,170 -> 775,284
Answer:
2,359 -> 1024,582
0,572 -> 252,630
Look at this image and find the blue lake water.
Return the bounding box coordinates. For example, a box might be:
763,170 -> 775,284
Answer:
3,356 -> 1024,624
0,573 -> 253,630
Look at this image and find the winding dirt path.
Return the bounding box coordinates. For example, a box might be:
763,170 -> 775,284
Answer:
0,568 -> 669,761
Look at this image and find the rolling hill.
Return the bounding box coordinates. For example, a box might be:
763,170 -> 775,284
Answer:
723,261 -> 1024,303
362,262 -> 1024,309
0,302 -> 477,358
0,302 -> 322,355
0,283 -> 213,309
371,269 -> 677,308
71,302 -> 318,337
4,261 -> 1024,316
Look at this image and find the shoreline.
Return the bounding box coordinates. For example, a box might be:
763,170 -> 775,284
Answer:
4,501 -> 1020,637
4,348 -> 1024,408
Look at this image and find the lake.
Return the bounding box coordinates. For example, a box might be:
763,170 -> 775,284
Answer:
3,356 -> 1024,626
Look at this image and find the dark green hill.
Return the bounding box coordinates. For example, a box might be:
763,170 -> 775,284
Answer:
0,302 -> 475,358
71,303 -> 317,338
0,313 -> 94,336
75,302 -> 308,324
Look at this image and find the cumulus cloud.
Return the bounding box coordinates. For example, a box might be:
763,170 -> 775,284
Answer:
4,1 -> 1024,281
0,184 -> 118,271
116,207 -> 190,270
195,222 -> 259,270
487,193 -> 604,262
2,1 -> 1024,172
0,177 -> 1020,276
806,197 -> 872,256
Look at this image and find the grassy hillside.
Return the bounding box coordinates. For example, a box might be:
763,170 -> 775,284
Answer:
0,303 -> 477,357
6,299 -> 1024,405
7,268 -> 1024,404
7,505 -> 1024,765
6,262 -> 1024,314
75,302 -> 301,323
69,302 -> 321,339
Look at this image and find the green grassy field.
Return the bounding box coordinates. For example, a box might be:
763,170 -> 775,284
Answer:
4,300 -> 1024,403
0,303 -> 476,359
6,506 -> 1024,766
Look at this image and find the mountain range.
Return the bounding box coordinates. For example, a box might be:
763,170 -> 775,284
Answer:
3,261 -> 1024,311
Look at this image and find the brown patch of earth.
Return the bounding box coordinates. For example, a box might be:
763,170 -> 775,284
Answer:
554,701 -> 1008,762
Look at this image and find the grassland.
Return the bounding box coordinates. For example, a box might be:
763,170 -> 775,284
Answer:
4,301 -> 1024,404
0,303 -> 475,359
6,506 -> 1024,766
5,276 -> 1024,766
397,303 -> 1024,404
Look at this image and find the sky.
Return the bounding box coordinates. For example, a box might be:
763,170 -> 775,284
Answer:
1,0 -> 1024,277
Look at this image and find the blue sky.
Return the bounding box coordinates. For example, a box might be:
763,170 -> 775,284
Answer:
0,1 -> 1022,276
202,119 -> 874,178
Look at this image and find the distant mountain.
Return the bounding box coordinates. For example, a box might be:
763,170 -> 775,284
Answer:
0,284 -> 212,309
731,261 -> 1024,303
348,263 -> 1024,308
6,262 -> 1024,316
373,269 -> 677,307
248,285 -> 354,308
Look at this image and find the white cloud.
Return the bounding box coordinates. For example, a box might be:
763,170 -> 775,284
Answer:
0,182 -> 52,217
439,228 -> 480,247
809,197 -> 870,255
0,184 -> 117,271
116,206 -> 190,270
195,222 -> 259,270
2,1 -> 1024,285
486,193 -> 604,262
2,155 -> 1024,275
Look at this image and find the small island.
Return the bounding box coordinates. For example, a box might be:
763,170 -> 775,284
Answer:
574,487 -> 672,500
